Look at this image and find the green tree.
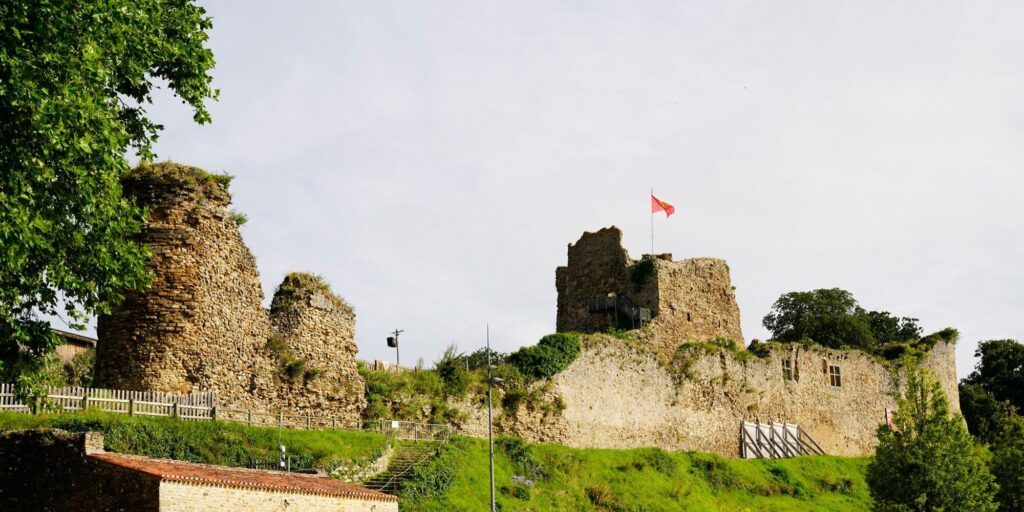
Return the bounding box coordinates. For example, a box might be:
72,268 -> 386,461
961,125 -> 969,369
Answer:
0,0 -> 217,403
864,310 -> 922,344
958,382 -> 1016,444
867,370 -> 998,512
962,339 -> 1024,413
991,416 -> 1024,512
762,288 -> 877,350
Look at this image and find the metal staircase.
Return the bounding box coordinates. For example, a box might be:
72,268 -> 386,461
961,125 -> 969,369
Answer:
588,293 -> 651,329
361,440 -> 445,495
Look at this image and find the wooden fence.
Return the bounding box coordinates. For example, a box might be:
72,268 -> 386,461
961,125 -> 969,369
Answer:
0,384 -> 453,436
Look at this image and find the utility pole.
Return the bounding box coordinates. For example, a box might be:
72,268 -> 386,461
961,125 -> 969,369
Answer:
486,324 -> 502,512
387,329 -> 403,370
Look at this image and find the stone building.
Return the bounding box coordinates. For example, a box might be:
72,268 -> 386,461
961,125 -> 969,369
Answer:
94,163 -> 365,423
556,226 -> 744,353
0,429 -> 398,512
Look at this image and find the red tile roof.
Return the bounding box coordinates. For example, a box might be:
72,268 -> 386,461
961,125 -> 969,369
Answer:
89,452 -> 397,502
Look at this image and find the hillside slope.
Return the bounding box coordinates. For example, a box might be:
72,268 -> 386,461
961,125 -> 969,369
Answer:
401,436 -> 871,511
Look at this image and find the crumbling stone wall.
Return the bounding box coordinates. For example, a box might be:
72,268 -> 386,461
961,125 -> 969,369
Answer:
555,227 -> 743,351
458,334 -> 961,457
95,163 -> 365,420
95,163 -> 275,407
268,273 -> 366,424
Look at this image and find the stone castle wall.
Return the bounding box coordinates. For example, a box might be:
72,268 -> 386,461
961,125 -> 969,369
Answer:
95,163 -> 364,422
457,334 -> 960,457
555,227 -> 743,350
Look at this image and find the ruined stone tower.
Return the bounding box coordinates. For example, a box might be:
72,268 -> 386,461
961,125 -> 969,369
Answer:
268,273 -> 366,421
556,227 -> 743,353
95,163 -> 365,423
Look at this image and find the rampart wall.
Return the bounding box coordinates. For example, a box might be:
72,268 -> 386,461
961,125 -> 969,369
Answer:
458,334 -> 960,457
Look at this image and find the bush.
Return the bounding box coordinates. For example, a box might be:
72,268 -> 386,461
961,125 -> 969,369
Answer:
435,345 -> 470,398
508,333 -> 581,381
992,416 -> 1024,512
867,369 -> 998,512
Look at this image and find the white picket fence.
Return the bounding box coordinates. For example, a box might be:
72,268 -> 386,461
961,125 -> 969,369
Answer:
0,383 -> 372,430
0,384 -> 216,419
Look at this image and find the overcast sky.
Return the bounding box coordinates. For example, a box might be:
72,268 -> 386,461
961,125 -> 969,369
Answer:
124,1 -> 1023,379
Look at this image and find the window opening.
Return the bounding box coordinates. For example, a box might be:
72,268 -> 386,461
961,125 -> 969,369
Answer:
829,365 -> 842,387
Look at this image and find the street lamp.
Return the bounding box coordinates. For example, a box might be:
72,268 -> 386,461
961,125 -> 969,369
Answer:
387,329 -> 403,370
486,324 -> 500,512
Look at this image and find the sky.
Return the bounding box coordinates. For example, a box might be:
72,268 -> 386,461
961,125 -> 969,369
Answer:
110,1 -> 1023,379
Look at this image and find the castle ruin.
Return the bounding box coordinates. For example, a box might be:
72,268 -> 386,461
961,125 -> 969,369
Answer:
94,163 -> 365,423
454,226 -> 961,457
556,227 -> 744,353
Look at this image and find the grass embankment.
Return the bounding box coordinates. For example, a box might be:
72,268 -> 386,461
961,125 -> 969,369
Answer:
0,411 -> 387,469
401,436 -> 872,512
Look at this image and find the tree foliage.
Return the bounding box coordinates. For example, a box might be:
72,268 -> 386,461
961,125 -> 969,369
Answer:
508,333 -> 581,380
0,0 -> 217,400
762,288 -> 922,353
866,370 -> 998,512
962,339 -> 1024,414
991,416 -> 1024,512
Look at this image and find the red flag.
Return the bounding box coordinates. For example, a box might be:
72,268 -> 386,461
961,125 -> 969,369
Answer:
651,194 -> 675,217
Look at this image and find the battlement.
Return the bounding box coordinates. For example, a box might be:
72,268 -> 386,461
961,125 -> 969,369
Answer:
556,227 -> 743,352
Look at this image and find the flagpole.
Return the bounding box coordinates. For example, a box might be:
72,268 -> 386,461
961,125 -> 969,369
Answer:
650,187 -> 654,255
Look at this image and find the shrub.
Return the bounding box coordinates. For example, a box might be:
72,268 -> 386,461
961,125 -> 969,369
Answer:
228,209 -> 248,226
508,333 -> 581,381
867,369 -> 998,512
992,416 -> 1024,512
435,345 -> 470,398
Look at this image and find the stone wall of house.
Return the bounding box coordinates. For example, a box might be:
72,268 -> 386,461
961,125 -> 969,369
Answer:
94,163 -> 365,419
456,334 -> 960,457
555,227 -> 743,352
268,273 -> 366,425
158,482 -> 398,512
0,429 -> 160,511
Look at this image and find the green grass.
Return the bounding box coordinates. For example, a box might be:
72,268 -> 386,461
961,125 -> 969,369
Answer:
0,410 -> 387,469
401,436 -> 872,512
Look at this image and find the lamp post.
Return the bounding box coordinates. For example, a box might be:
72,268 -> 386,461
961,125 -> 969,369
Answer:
386,329 -> 403,370
486,324 -> 502,512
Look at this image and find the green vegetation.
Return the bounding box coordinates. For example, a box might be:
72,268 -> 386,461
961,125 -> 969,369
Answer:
0,0 -> 217,405
507,333 -> 582,380
265,335 -> 319,385
0,410 -> 387,470
761,288 -> 946,360
867,369 -> 998,512
400,435 -> 872,511
360,362 -> 466,425
991,416 -> 1024,512
228,209 -> 249,226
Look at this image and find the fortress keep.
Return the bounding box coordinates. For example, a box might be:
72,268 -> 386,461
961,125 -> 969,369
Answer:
556,227 -> 744,352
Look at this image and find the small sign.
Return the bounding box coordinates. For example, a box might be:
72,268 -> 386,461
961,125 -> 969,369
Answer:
391,421 -> 400,429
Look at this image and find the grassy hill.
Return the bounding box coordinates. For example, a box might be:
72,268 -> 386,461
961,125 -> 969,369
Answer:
0,411 -> 388,469
402,436 -> 871,511
0,412 -> 871,510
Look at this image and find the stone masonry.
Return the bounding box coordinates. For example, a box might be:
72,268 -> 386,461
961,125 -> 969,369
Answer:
95,163 -> 365,423
556,226 -> 744,352
457,334 -> 961,457
268,273 -> 367,422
